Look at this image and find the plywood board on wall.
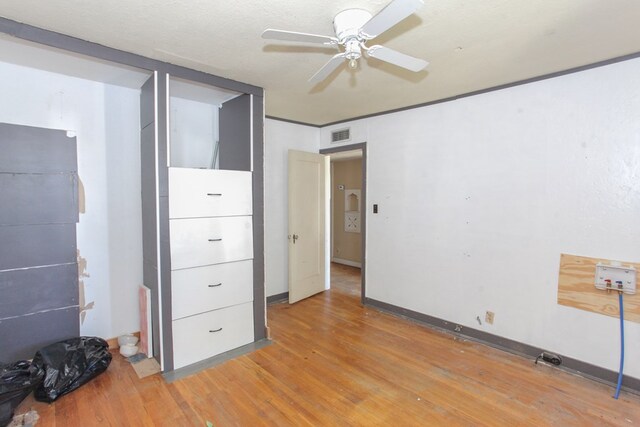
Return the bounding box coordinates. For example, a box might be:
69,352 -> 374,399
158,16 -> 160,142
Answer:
558,253 -> 640,323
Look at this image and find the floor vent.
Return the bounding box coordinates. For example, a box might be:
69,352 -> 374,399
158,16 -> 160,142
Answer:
331,128 -> 351,143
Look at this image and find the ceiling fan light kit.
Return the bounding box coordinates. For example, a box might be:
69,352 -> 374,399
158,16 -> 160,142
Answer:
262,0 -> 429,84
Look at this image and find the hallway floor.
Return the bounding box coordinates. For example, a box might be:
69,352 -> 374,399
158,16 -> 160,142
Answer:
329,262 -> 361,297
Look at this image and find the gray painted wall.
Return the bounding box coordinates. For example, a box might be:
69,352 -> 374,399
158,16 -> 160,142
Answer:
0,264 -> 78,318
0,123 -> 79,361
219,94 -> 252,172
0,307 -> 79,362
0,173 -> 78,225
0,123 -> 77,173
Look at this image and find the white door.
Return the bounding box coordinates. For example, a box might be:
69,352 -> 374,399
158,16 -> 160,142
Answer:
288,150 -> 328,303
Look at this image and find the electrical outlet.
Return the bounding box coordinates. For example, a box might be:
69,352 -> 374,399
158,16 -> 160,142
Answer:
485,311 -> 495,324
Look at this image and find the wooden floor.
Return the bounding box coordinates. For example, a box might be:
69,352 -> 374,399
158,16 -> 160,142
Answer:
17,263 -> 640,426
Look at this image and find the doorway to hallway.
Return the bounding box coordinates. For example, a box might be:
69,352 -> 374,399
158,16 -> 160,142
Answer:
321,143 -> 367,304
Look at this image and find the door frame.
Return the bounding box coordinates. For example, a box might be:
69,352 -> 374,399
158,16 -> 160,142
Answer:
320,142 -> 367,305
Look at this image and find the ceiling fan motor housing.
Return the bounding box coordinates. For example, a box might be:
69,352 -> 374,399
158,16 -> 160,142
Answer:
333,9 -> 372,42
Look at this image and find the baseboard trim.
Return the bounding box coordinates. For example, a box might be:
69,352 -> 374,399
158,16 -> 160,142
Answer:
267,292 -> 289,304
364,297 -> 640,395
332,258 -> 362,268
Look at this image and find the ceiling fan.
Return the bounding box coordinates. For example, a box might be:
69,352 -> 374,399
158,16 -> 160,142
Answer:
262,0 -> 429,84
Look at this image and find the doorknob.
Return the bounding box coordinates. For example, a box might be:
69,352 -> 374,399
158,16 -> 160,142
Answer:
292,234 -> 299,244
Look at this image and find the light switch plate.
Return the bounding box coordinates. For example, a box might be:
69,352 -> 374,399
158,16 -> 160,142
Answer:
595,263 -> 636,294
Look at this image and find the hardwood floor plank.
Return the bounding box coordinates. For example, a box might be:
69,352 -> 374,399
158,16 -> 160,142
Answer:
11,262 -> 640,425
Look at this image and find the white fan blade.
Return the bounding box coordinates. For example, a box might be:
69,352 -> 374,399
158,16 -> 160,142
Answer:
360,0 -> 424,39
262,29 -> 338,45
309,53 -> 347,84
367,45 -> 428,72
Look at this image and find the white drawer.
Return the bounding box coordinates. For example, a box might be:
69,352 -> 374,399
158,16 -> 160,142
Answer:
170,216 -> 253,269
172,302 -> 254,369
169,168 -> 252,219
171,260 -> 253,320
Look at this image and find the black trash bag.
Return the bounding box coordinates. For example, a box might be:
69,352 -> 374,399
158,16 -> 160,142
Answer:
0,360 -> 44,427
32,337 -> 112,403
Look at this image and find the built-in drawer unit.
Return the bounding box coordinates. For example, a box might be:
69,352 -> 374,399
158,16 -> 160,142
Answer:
141,73 -> 264,374
171,260 -> 253,320
171,301 -> 254,369
168,168 -> 252,219
169,216 -> 253,270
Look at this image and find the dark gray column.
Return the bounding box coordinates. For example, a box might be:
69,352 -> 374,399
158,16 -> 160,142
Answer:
140,73 -> 173,371
219,94 -> 252,172
252,95 -> 266,341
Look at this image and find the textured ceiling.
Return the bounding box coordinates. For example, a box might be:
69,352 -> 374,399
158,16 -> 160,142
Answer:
1,1 -> 640,125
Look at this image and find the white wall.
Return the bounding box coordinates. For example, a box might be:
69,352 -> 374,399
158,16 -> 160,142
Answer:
0,61 -> 143,340
169,97 -> 219,168
264,119 -> 320,297
320,58 -> 640,378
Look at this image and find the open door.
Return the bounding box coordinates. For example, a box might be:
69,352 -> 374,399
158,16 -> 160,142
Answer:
288,150 -> 328,303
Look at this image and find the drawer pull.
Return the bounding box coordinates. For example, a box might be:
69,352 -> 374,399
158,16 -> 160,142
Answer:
207,193 -> 223,196
208,283 -> 223,288
209,328 -> 223,333
208,238 -> 222,242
